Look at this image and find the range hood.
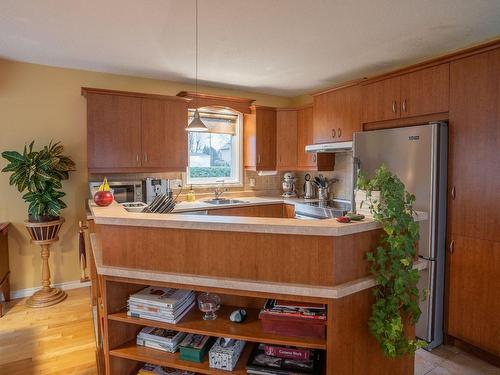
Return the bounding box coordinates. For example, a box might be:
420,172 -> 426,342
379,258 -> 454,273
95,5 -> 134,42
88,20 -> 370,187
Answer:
305,141 -> 353,153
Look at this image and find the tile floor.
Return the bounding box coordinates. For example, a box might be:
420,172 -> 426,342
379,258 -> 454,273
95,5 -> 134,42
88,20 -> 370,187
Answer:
416,345 -> 500,375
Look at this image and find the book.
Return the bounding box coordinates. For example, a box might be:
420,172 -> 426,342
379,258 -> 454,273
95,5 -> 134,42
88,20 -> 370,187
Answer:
137,327 -> 186,344
261,299 -> 327,320
246,344 -> 323,375
263,344 -> 310,361
136,337 -> 179,353
179,334 -> 213,363
137,363 -> 195,375
273,300 -> 326,310
128,301 -> 195,324
129,287 -> 194,308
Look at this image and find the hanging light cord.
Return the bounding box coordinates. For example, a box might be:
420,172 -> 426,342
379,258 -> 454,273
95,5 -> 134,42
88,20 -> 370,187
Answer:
195,0 -> 199,107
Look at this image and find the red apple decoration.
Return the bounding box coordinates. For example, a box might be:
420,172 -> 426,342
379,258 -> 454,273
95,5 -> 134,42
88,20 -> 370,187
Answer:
94,190 -> 113,206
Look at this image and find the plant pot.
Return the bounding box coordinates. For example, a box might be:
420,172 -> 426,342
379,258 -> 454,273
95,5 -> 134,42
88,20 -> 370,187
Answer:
355,190 -> 381,215
25,217 -> 64,243
28,214 -> 60,223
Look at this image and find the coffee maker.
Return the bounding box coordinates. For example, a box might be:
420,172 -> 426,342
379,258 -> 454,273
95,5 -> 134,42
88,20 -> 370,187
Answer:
281,172 -> 297,198
144,178 -> 171,204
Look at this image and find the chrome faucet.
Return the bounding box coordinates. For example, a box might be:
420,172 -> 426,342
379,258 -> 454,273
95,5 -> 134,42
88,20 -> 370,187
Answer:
213,180 -> 227,200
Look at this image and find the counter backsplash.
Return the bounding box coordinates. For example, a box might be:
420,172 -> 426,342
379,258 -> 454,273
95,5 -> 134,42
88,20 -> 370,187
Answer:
89,152 -> 353,202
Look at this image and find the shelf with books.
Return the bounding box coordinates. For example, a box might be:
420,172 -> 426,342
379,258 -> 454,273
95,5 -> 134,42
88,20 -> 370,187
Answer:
108,305 -> 327,350
110,339 -> 253,375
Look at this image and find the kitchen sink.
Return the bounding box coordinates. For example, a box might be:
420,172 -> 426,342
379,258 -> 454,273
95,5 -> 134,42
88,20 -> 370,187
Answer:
203,199 -> 249,205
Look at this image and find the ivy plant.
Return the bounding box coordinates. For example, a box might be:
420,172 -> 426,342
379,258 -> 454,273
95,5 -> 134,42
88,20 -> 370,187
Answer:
1,141 -> 75,219
357,165 -> 424,358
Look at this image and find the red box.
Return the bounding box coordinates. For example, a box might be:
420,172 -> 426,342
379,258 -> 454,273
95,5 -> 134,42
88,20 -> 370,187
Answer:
259,311 -> 326,339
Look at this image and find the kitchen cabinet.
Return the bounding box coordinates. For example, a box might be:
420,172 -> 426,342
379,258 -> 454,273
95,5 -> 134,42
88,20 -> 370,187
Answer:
445,48 -> 500,356
362,64 -> 449,123
244,106 -> 277,171
141,98 -> 188,170
446,235 -> 500,356
313,84 -> 361,143
86,92 -> 142,170
84,88 -> 189,173
207,203 -> 287,218
448,50 -> 500,243
276,109 -> 298,170
297,106 -> 335,171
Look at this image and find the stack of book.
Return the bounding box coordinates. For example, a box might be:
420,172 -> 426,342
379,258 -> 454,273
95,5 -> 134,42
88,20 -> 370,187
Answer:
246,344 -> 323,374
259,299 -> 327,339
127,286 -> 195,324
137,363 -> 195,375
136,327 -> 186,353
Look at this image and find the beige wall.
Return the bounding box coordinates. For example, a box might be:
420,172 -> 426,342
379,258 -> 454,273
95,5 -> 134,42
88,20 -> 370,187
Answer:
0,59 -> 293,292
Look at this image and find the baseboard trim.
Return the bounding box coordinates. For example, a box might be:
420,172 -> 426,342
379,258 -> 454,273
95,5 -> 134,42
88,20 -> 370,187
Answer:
0,280 -> 91,301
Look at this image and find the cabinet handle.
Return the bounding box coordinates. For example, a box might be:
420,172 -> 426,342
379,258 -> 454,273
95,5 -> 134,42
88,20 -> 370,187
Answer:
257,154 -> 261,164
331,128 -> 336,138
392,101 -> 397,113
449,240 -> 455,254
338,128 -> 342,138
313,154 -> 317,162
451,186 -> 456,200
144,153 -> 148,162
136,154 -> 139,163
402,99 -> 407,113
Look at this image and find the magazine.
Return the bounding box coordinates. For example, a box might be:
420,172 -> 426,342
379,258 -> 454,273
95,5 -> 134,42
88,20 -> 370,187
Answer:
129,287 -> 194,308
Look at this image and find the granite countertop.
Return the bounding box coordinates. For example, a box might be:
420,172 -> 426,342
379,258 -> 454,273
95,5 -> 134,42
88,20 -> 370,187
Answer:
88,198 -> 428,237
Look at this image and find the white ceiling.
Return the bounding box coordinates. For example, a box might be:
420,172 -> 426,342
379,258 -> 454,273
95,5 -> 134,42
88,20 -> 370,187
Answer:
1,0 -> 500,97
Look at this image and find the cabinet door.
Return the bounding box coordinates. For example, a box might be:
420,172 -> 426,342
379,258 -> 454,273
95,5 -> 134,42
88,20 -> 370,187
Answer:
313,85 -> 361,143
297,106 -> 315,168
447,235 -> 500,355
362,76 -> 400,123
87,93 -> 142,170
448,50 -> 500,242
276,110 -> 298,169
141,98 -> 188,170
400,64 -> 449,118
256,108 -> 277,170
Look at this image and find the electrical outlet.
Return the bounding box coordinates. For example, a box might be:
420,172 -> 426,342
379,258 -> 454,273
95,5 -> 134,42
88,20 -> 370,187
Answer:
249,177 -> 256,187
170,179 -> 183,188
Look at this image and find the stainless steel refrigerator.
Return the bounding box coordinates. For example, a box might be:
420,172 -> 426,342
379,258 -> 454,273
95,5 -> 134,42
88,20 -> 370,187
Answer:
352,122 -> 448,350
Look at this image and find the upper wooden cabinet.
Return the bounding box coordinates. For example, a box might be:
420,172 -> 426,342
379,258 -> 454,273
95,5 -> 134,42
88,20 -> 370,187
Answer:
297,106 -> 335,171
83,88 -> 189,173
312,85 -> 361,144
86,92 -> 142,170
141,98 -> 188,170
448,50 -> 500,243
244,106 -> 277,171
362,64 -> 449,123
276,109 -> 298,170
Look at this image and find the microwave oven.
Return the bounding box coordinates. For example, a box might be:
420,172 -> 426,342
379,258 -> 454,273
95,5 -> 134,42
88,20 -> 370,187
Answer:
89,180 -> 143,203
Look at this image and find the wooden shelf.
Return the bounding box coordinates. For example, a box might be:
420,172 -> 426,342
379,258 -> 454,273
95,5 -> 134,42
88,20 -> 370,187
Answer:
108,306 -> 326,350
110,339 -> 253,375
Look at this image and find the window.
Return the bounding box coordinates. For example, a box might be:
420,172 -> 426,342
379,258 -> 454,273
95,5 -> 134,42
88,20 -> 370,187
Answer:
187,108 -> 242,185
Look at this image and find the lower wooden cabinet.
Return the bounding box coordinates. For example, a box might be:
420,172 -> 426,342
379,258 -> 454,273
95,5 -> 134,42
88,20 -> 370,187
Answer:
207,203 -> 290,218
446,235 -> 500,355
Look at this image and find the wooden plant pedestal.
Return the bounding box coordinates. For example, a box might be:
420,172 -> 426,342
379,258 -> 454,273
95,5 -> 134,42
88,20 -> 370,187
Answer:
24,218 -> 67,308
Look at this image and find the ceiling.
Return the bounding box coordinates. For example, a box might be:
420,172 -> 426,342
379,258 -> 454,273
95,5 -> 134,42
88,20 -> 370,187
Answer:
1,0 -> 500,97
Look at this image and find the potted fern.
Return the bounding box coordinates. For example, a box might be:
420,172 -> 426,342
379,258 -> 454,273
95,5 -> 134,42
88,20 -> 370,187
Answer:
1,141 -> 75,307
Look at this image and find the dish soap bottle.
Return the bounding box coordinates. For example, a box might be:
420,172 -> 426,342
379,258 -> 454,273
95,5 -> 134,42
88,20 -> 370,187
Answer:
187,185 -> 196,202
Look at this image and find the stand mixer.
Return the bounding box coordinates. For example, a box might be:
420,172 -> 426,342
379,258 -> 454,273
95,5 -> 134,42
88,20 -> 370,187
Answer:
281,172 -> 297,198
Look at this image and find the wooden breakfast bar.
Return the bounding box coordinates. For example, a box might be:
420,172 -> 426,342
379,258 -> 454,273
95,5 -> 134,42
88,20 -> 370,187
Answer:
88,201 -> 427,375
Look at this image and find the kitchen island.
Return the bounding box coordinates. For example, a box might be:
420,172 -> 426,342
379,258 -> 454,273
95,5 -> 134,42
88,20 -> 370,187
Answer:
88,200 -> 427,374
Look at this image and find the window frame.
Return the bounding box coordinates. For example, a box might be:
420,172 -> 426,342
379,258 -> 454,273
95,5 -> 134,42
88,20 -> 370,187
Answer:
186,107 -> 243,187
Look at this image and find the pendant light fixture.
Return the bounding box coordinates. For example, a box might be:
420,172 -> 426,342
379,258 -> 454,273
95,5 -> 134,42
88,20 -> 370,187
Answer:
186,0 -> 208,132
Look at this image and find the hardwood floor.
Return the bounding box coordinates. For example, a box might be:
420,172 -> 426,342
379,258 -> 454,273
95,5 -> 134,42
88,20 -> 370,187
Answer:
0,287 -> 97,375
1,287 -> 498,374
